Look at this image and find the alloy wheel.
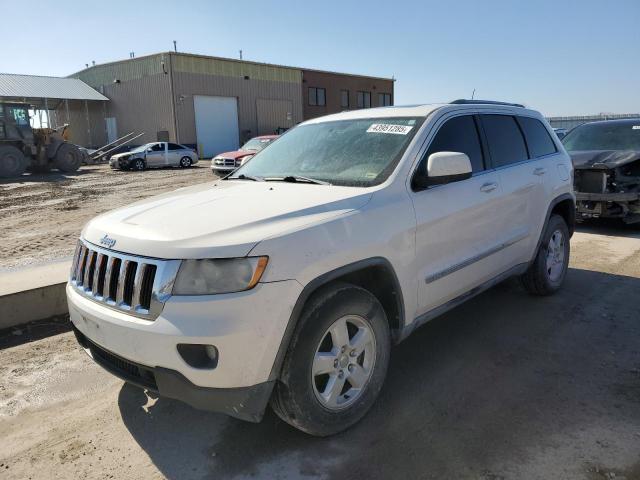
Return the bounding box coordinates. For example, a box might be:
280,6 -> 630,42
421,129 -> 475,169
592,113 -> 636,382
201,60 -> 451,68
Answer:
546,229 -> 565,281
312,315 -> 376,410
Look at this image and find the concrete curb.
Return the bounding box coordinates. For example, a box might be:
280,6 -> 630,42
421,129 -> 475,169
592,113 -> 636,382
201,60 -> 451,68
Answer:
0,259 -> 72,330
0,282 -> 68,330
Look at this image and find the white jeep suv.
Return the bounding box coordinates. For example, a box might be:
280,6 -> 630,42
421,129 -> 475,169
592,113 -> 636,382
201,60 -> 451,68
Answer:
67,100 -> 574,436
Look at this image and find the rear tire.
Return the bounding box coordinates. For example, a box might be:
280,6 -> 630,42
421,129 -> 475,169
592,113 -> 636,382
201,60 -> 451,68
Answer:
0,145 -> 27,178
520,214 -> 570,295
271,282 -> 391,436
179,156 -> 192,168
54,143 -> 82,173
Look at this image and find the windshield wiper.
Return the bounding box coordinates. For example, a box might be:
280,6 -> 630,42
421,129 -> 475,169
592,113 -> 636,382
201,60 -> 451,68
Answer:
266,175 -> 331,186
226,174 -> 264,182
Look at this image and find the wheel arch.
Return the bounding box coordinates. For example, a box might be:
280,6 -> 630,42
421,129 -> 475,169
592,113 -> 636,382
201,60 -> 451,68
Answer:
530,193 -> 575,265
268,257 -> 405,382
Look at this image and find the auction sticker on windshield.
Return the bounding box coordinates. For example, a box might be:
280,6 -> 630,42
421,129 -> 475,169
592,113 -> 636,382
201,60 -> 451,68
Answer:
367,124 -> 413,135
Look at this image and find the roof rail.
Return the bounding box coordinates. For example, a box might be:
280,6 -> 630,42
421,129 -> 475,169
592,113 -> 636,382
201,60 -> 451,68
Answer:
450,99 -> 525,108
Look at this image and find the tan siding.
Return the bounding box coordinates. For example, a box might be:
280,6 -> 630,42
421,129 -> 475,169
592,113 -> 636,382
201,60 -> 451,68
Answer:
172,72 -> 303,146
54,100 -> 107,147
172,54 -> 300,84
256,98 -> 294,135
72,55 -> 165,85
100,73 -> 174,144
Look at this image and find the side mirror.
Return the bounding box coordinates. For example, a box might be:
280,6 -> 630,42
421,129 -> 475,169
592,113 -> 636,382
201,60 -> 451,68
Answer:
413,151 -> 472,189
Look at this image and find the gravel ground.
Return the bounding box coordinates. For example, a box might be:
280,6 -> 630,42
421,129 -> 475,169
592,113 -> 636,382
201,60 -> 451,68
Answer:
0,164 -> 214,271
0,224 -> 639,479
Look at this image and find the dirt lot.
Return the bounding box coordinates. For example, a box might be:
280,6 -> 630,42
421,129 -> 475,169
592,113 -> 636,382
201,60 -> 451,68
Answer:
0,164 -> 214,271
1,225 -> 639,479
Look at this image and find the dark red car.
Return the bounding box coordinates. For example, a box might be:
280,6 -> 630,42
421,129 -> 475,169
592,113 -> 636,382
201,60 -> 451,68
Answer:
210,135 -> 279,174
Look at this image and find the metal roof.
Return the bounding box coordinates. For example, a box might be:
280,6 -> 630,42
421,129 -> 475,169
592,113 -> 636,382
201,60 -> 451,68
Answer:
0,73 -> 108,101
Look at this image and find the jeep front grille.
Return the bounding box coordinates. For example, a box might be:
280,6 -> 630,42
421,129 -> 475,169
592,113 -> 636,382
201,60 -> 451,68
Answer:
70,239 -> 180,320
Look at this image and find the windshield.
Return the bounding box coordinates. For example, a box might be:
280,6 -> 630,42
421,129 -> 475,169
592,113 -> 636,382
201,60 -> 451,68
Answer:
562,122 -> 640,151
241,138 -> 273,152
130,143 -> 155,153
230,117 -> 423,187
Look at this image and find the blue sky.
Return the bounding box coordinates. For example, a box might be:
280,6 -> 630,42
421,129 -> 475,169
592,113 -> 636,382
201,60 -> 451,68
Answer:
3,0 -> 639,116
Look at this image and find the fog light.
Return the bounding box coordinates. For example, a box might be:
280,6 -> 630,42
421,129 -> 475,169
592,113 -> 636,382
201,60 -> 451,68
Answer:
177,344 -> 218,369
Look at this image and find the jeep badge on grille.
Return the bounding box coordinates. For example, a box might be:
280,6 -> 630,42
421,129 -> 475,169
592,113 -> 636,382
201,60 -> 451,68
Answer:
100,234 -> 116,249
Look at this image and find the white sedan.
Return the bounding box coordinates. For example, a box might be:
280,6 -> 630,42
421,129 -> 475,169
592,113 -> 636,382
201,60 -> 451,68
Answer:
110,142 -> 199,171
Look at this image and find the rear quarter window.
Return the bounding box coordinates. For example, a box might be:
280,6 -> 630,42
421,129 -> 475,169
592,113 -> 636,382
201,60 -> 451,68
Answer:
481,115 -> 529,168
518,117 -> 557,158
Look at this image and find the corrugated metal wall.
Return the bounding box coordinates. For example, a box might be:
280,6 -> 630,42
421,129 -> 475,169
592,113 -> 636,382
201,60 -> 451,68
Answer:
173,72 -> 302,146
171,53 -> 302,147
54,100 -> 107,147
71,54 -> 175,146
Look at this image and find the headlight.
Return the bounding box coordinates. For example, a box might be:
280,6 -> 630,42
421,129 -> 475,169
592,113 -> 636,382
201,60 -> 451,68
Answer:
172,257 -> 268,295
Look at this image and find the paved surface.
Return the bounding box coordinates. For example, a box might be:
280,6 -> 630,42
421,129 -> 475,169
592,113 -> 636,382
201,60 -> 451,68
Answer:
1,224 -> 640,480
0,163 -> 214,271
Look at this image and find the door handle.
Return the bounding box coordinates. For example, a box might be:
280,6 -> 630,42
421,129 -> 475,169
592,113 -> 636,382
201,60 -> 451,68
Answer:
533,167 -> 547,176
480,182 -> 498,193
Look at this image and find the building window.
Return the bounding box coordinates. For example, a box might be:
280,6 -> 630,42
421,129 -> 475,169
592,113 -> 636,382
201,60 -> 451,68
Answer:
308,87 -> 326,106
340,90 -> 349,108
378,93 -> 392,107
357,91 -> 371,108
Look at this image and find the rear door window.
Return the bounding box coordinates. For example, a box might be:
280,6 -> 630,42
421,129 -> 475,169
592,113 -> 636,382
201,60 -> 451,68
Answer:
481,115 -> 529,168
517,117 -> 557,158
168,143 -> 182,151
422,115 -> 485,173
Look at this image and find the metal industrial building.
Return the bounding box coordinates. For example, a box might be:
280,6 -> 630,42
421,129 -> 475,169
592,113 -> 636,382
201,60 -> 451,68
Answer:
67,52 -> 394,157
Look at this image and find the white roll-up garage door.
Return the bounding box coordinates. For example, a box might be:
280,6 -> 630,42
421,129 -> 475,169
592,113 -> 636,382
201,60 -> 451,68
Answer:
194,95 -> 240,158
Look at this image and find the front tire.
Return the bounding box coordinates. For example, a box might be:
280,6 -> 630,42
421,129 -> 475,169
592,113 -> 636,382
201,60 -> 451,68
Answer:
271,283 -> 391,436
520,214 -> 570,295
131,159 -> 145,171
0,145 -> 27,177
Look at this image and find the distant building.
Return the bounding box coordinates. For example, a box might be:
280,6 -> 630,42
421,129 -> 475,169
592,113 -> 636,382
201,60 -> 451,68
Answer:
65,52 -> 394,157
547,113 -> 640,131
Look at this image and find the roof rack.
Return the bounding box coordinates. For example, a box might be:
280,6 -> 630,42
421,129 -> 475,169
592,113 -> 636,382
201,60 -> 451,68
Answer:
450,99 -> 525,108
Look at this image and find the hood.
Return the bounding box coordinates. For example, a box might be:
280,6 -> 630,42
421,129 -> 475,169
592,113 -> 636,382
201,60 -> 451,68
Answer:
569,150 -> 640,169
83,181 -> 373,259
110,152 -> 132,160
214,150 -> 254,160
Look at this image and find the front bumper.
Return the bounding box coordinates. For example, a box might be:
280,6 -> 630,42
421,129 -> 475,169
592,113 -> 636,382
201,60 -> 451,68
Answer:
211,165 -> 236,174
72,326 -> 273,421
67,279 -> 302,419
575,192 -> 640,222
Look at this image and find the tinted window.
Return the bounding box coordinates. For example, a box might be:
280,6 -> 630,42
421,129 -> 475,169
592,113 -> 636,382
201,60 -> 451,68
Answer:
308,87 -> 326,106
357,91 -> 371,108
518,117 -> 556,157
168,143 -> 183,150
341,90 -> 349,108
481,115 -> 528,167
422,115 -> 485,173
